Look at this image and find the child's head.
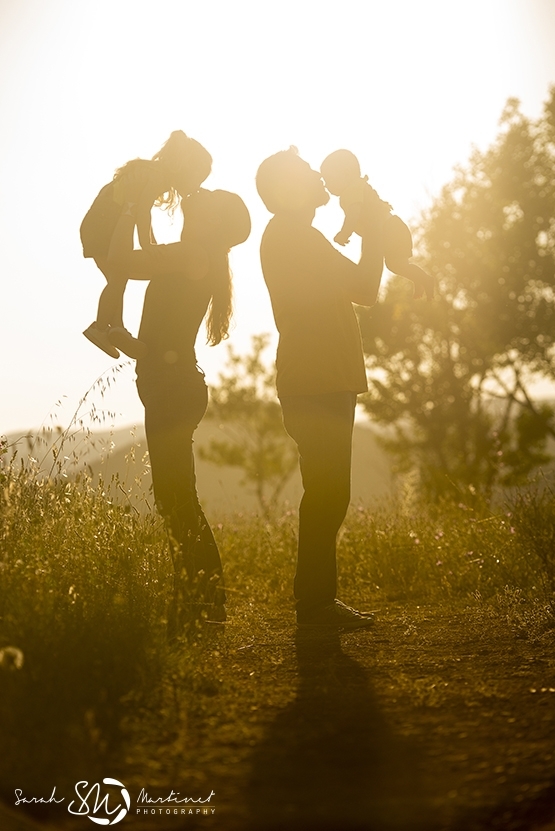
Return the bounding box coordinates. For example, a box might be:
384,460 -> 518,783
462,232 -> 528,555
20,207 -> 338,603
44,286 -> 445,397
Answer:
320,149 -> 361,196
153,130 -> 213,197
182,189 -> 251,252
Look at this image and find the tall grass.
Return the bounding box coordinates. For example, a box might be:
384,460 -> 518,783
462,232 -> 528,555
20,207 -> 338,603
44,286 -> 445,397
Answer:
1,428 -> 554,809
0,438 -> 171,802
340,492 -> 555,603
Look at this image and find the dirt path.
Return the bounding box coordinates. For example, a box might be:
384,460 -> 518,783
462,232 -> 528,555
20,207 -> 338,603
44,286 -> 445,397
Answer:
5,603 -> 555,831
148,602 -> 555,831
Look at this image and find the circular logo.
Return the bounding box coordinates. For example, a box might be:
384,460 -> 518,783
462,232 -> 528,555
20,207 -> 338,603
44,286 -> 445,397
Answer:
88,778 -> 130,826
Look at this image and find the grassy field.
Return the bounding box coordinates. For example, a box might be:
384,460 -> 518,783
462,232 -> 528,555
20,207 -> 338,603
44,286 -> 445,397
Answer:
4,415 -> 395,517
1,433 -> 555,830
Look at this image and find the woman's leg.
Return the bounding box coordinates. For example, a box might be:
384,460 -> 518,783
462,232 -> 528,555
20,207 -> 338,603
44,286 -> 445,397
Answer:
138,375 -> 224,603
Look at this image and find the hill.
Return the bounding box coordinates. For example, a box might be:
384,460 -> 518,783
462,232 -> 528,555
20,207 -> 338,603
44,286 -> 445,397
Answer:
4,419 -> 394,517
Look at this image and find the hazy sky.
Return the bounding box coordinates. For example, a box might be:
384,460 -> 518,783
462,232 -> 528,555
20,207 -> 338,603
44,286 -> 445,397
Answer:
1,0 -> 555,434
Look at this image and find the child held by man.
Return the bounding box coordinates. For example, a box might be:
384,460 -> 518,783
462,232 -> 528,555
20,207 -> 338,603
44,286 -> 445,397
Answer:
321,149 -> 433,300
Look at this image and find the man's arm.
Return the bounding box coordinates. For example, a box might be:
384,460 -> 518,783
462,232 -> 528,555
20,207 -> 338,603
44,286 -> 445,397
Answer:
336,224 -> 384,306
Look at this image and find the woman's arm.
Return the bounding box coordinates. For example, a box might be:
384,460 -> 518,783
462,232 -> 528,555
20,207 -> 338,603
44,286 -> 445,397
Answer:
135,203 -> 154,251
135,172 -> 166,249
107,193 -> 209,281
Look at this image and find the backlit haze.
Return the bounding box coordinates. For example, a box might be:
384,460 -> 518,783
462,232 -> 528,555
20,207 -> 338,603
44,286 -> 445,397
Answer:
1,0 -> 555,434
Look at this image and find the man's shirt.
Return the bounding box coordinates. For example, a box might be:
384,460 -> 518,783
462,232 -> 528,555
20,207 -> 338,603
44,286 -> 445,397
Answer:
260,215 -> 369,397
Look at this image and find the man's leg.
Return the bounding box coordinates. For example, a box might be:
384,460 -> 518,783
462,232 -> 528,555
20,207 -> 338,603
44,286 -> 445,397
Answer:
280,392 -> 356,617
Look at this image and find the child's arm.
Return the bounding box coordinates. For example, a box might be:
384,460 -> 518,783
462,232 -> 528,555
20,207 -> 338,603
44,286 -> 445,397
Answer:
334,201 -> 362,246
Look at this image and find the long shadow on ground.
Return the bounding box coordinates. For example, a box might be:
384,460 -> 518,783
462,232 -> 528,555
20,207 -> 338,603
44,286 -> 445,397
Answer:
450,781 -> 555,831
246,629 -> 439,831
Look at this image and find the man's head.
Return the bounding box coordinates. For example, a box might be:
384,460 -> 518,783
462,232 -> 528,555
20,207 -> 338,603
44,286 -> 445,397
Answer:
256,147 -> 329,215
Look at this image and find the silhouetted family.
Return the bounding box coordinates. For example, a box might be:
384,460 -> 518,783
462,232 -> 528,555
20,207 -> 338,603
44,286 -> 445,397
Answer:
80,134 -> 432,629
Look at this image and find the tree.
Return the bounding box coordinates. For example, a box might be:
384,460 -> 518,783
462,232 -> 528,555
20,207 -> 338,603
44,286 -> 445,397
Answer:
199,334 -> 298,516
358,89 -> 555,501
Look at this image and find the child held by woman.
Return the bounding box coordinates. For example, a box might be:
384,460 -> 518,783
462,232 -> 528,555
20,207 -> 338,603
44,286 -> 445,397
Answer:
80,131 -> 212,358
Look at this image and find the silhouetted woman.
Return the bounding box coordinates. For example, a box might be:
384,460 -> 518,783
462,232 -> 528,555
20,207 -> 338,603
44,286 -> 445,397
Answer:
108,174 -> 251,625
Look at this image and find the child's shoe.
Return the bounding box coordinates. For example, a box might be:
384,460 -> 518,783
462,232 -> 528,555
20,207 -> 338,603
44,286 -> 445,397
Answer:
108,327 -> 148,359
83,323 -> 120,359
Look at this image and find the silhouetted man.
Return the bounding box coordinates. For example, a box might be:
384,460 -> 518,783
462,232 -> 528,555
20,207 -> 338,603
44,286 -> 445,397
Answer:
256,147 -> 384,628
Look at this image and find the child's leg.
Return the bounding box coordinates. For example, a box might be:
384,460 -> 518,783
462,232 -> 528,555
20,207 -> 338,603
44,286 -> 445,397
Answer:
83,259 -> 147,359
387,260 -> 434,300
95,259 -> 147,359
94,258 -> 126,329
384,217 -> 433,300
82,259 -> 122,358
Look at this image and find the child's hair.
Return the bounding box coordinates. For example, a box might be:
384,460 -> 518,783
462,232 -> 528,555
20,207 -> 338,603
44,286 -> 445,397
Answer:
199,190 -> 251,346
153,130 -> 213,185
113,131 -> 213,214
113,157 -> 180,213
320,149 -> 361,183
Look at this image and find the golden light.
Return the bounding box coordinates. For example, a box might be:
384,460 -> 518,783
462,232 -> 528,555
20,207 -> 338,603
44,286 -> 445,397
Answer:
0,0 -> 554,430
